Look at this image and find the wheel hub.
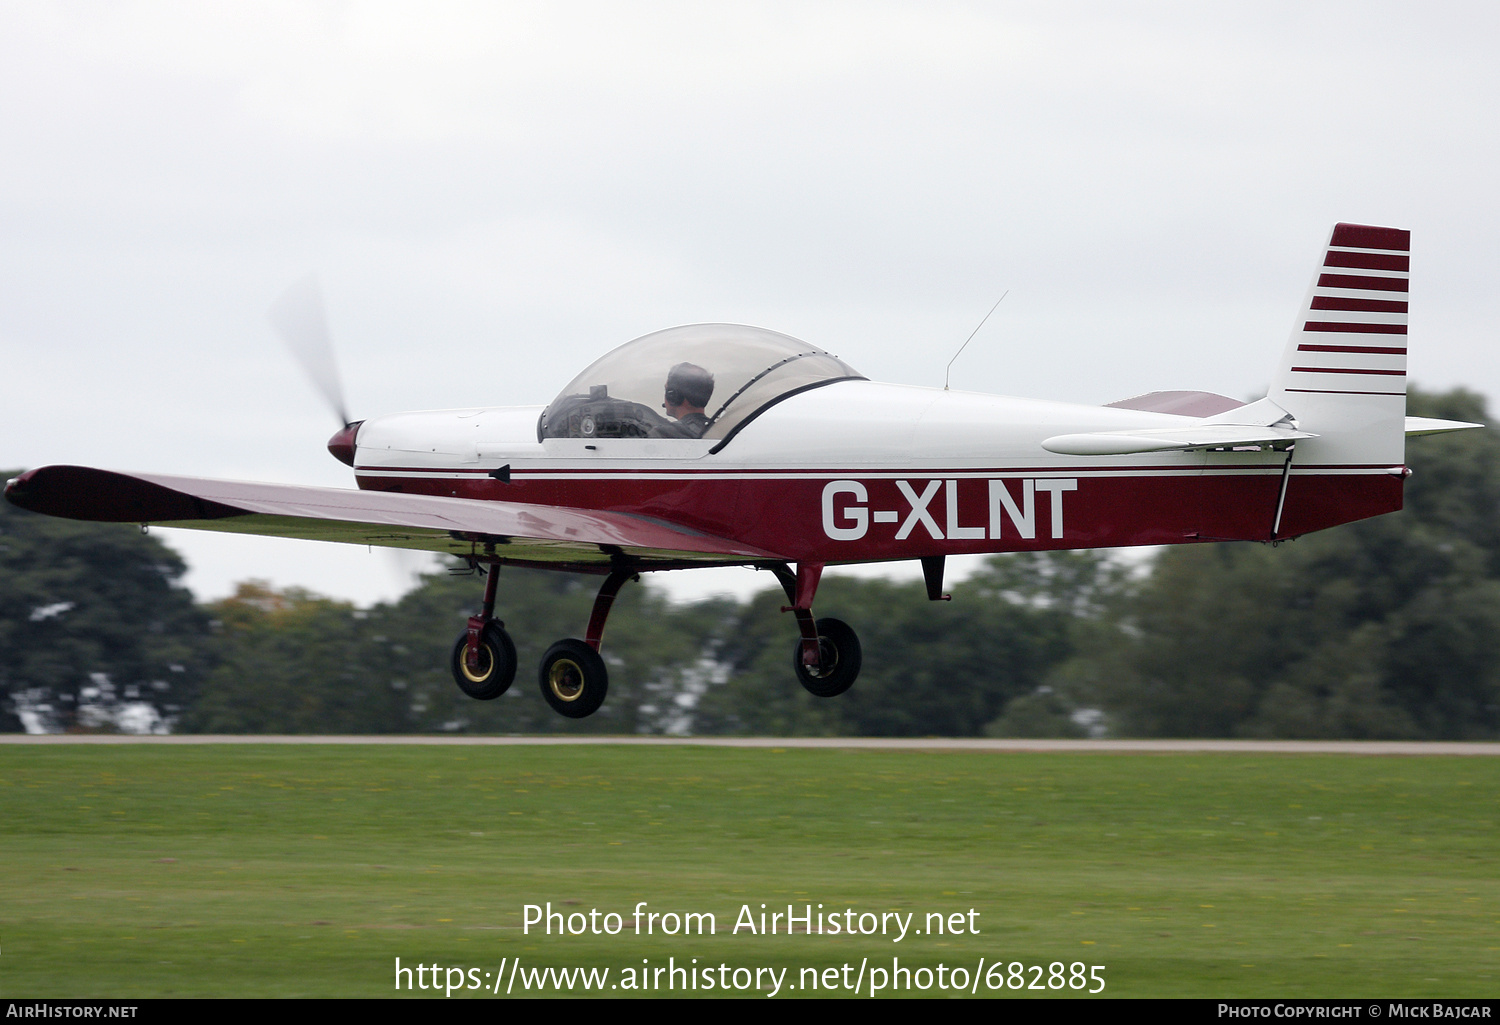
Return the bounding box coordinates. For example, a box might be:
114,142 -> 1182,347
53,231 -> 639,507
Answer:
806,638 -> 838,678
548,659 -> 585,701
459,645 -> 494,683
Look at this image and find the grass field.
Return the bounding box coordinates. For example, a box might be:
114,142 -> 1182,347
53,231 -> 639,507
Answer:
0,743 -> 1496,998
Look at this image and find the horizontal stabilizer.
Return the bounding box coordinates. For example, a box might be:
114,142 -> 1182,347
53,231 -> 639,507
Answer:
1404,416 -> 1484,437
1042,425 -> 1316,456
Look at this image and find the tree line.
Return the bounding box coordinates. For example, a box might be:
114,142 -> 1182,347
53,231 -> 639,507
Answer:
4,387 -> 1496,739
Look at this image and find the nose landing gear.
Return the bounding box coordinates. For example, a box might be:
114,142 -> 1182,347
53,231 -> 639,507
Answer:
449,562 -> 516,699
451,622 -> 517,699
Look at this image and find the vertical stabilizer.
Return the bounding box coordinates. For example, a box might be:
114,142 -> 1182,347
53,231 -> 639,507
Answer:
1268,223 -> 1409,467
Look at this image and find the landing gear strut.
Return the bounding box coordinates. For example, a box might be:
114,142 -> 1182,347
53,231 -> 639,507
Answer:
449,563 -> 516,699
536,567 -> 634,719
770,561 -> 863,698
451,558 -> 861,716
450,562 -> 635,719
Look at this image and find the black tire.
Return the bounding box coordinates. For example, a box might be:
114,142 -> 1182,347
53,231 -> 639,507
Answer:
539,639 -> 609,718
792,617 -> 862,697
450,623 -> 517,700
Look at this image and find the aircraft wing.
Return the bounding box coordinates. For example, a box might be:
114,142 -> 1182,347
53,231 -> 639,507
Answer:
3,465 -> 783,569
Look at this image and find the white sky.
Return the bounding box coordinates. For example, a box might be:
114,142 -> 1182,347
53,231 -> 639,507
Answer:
2,2 -> 1497,606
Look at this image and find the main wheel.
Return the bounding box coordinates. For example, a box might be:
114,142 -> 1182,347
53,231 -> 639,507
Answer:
792,618 -> 862,697
450,623 -> 517,700
539,639 -> 609,718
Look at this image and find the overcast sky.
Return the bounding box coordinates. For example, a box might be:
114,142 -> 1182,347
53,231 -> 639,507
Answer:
3,2 -> 1497,606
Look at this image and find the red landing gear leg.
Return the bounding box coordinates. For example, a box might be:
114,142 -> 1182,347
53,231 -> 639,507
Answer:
452,564 -> 517,700
771,561 -> 824,667
585,567 -> 636,652
537,568 -> 635,720
769,561 -> 862,697
464,562 -> 502,671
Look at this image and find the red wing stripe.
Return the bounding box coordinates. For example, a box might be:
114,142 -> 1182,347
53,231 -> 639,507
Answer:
1324,251 -> 1409,272
1302,321 -> 1407,335
1298,344 -> 1407,354
1330,224 -> 1410,251
1291,366 -> 1405,376
1317,273 -> 1408,292
1310,295 -> 1408,313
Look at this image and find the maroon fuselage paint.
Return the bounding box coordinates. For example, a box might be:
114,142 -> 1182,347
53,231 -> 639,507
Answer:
354,464 -> 1404,563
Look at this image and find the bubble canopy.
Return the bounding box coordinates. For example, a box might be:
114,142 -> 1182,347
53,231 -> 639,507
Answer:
538,324 -> 864,445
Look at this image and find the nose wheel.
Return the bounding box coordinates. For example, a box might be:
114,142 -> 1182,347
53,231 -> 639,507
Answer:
450,622 -> 517,699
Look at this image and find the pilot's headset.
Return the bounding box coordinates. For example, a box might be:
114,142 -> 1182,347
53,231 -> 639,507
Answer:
664,363 -> 714,410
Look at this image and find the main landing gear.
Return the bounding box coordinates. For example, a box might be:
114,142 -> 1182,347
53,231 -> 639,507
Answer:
449,564 -> 633,720
767,562 -> 863,699
538,639 -> 608,719
448,560 -> 867,719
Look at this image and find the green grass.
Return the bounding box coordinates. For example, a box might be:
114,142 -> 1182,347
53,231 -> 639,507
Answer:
0,744 -> 1496,998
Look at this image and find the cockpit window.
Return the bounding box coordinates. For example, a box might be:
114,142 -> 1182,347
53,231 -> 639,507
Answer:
538,324 -> 863,444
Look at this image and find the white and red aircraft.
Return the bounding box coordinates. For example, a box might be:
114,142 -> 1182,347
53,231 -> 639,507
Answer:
5,223 -> 1480,718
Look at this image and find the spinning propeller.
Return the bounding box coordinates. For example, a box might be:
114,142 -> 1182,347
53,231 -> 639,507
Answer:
268,275 -> 362,466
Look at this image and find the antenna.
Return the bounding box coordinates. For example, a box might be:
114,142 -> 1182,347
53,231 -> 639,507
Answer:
944,291 -> 1008,390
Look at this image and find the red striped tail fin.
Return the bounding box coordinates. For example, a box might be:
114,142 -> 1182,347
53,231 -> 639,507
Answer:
1268,222 -> 1409,467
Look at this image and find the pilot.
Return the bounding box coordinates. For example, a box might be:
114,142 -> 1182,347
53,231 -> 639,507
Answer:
651,362 -> 714,439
